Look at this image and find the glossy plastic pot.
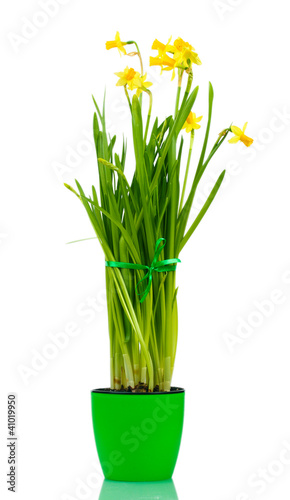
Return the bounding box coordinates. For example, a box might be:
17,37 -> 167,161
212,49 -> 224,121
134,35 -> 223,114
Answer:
91,388 -> 185,482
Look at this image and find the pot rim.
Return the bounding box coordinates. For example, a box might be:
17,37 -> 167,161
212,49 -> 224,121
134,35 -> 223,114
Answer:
91,387 -> 185,395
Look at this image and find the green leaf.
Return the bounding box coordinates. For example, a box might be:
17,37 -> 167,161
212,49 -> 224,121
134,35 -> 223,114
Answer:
66,237 -> 97,245
195,82 -> 214,178
76,182 -> 141,264
178,170 -> 226,253
150,86 -> 199,193
132,95 -> 156,261
92,95 -> 102,121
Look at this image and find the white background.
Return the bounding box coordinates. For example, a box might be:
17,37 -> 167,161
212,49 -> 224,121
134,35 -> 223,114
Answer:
1,1 -> 290,499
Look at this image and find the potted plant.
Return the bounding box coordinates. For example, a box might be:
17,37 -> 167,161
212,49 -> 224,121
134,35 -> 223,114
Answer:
65,33 -> 253,482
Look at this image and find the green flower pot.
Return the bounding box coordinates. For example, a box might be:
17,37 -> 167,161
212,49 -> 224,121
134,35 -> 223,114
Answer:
91,388 -> 185,482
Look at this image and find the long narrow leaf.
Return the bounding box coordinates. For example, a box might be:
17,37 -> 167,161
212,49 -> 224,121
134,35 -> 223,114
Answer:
178,170 -> 226,253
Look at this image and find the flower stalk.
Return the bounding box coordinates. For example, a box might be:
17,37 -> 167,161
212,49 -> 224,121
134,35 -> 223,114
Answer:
174,69 -> 184,118
143,88 -> 152,146
127,40 -> 144,76
179,130 -> 194,214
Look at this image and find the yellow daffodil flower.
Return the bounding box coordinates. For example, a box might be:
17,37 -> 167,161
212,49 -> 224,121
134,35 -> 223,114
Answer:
135,74 -> 153,97
173,37 -> 192,53
228,122 -> 254,147
115,67 -> 152,96
150,56 -> 176,80
173,38 -> 202,67
182,112 -> 203,133
150,37 -> 177,79
115,67 -> 141,90
152,37 -> 175,57
106,31 -> 127,56
150,36 -> 201,80
174,48 -> 202,67
149,54 -> 175,69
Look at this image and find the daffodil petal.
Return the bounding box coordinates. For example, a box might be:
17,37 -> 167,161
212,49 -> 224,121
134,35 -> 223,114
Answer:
231,126 -> 243,136
116,78 -> 127,87
228,136 -> 240,144
242,122 -> 248,133
118,46 -> 126,56
152,39 -> 165,51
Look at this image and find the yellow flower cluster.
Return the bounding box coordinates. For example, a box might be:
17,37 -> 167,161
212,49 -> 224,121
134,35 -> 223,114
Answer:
106,32 -> 152,96
150,36 -> 202,79
105,32 -> 254,148
115,67 -> 152,97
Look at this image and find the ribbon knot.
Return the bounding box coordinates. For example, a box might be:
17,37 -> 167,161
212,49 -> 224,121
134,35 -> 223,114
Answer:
105,238 -> 181,303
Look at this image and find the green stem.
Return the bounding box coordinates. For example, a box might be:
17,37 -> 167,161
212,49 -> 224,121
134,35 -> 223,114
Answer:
126,40 -> 144,107
179,130 -> 194,214
106,269 -> 115,390
164,138 -> 178,392
111,268 -> 154,392
134,42 -> 144,76
143,88 -> 152,147
179,69 -> 193,111
174,69 -> 184,118
126,40 -> 144,75
124,86 -> 132,112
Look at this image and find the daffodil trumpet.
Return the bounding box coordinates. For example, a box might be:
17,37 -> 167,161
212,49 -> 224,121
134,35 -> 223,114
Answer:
65,34 -> 254,394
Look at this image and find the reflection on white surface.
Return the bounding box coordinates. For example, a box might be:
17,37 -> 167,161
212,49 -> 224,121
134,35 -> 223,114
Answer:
99,479 -> 179,499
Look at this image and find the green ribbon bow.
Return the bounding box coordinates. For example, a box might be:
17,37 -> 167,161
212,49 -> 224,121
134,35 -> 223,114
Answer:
105,238 -> 181,303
